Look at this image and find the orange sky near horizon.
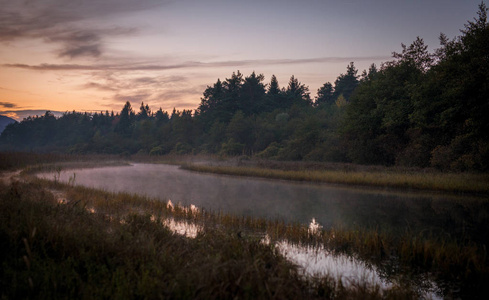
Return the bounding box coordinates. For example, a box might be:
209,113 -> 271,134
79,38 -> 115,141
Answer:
0,0 -> 482,121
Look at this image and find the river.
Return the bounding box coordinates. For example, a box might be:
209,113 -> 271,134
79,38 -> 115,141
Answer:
39,163 -> 489,243
37,163 -> 489,298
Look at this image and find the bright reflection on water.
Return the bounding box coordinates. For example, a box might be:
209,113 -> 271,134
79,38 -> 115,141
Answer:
275,240 -> 390,287
161,218 -> 201,238
272,218 -> 440,299
274,238 -> 441,300
37,163 -> 489,244
159,214 -> 441,299
38,164 -> 460,299
160,200 -> 202,238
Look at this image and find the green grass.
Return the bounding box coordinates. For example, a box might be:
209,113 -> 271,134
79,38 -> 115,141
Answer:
0,180 -> 308,299
182,163 -> 489,195
2,152 -> 489,298
0,152 -> 126,171
3,175 -> 487,298
1,178 -> 426,299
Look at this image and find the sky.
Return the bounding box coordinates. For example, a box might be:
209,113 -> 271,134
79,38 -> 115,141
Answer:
0,0 -> 484,121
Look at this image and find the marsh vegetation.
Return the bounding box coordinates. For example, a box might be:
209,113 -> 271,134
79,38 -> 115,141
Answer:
16,158 -> 486,299
182,161 -> 489,195
1,5 -> 488,298
2,4 -> 489,174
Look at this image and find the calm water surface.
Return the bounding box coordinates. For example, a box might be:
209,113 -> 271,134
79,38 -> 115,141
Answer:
40,163 -> 489,242
38,163 -> 489,298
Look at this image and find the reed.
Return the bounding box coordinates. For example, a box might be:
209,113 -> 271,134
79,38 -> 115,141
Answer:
0,152 -> 126,171
2,179 -> 419,299
182,163 -> 489,195
2,154 -> 488,298
29,175 -> 489,298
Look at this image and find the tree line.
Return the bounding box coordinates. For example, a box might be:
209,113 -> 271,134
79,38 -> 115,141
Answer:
1,3 -> 488,171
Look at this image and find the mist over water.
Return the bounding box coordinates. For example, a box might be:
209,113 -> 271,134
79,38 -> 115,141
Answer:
37,163 -> 489,298
39,163 -> 489,241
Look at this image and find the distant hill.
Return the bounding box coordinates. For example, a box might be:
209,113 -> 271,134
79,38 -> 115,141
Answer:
0,115 -> 16,134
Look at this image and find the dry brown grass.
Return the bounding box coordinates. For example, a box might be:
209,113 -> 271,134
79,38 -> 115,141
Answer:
182,163 -> 489,195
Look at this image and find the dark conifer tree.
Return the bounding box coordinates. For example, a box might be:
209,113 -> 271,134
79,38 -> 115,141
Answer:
115,101 -> 135,136
333,62 -> 359,101
266,74 -> 285,111
239,72 -> 266,115
268,75 -> 280,96
285,75 -> 311,107
315,82 -> 334,106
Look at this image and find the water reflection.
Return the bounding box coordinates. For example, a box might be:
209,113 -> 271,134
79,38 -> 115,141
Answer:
275,240 -> 390,287
161,218 -> 201,238
161,200 -> 202,238
38,163 -> 489,244
39,163 -> 467,298
275,238 -> 441,299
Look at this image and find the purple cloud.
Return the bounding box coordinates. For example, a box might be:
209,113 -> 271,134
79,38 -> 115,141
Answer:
4,55 -> 392,71
0,0 -> 169,58
0,101 -> 17,108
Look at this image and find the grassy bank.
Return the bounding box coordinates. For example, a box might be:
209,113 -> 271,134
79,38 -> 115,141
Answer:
1,174 -> 488,298
182,163 -> 489,195
0,152 -> 129,171
1,178 -> 424,299
2,152 -> 489,298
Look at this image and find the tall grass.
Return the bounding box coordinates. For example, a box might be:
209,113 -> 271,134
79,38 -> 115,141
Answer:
29,175 -> 489,298
2,152 -> 488,298
182,164 -> 489,195
0,151 -> 128,173
1,178 -> 425,299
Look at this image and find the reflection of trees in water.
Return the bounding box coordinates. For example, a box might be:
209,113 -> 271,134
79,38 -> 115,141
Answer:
335,194 -> 489,244
44,163 -> 489,245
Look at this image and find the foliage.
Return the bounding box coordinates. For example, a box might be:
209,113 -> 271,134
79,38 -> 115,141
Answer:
341,3 -> 489,170
2,161 -> 488,299
0,180 -> 318,300
333,62 -> 359,101
0,3 -> 488,171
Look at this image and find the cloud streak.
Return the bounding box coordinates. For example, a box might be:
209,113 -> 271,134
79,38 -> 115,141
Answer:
113,92 -> 152,103
81,74 -> 188,93
0,109 -> 64,121
156,85 -> 207,102
0,0 -> 169,59
0,102 -> 17,108
4,55 -> 392,71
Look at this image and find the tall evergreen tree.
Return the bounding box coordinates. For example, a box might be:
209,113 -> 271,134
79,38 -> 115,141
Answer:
239,72 -> 266,115
137,102 -> 151,120
391,37 -> 433,72
315,82 -> 334,106
155,108 -> 169,126
115,101 -> 135,136
266,74 -> 285,110
333,62 -> 359,101
268,75 -> 280,96
285,75 -> 311,106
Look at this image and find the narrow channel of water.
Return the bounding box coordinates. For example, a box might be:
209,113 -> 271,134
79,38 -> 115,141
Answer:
37,163 -> 488,299
38,163 -> 489,243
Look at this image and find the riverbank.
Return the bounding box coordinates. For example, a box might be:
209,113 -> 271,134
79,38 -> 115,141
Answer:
1,177 -> 487,299
3,152 -> 488,195
180,159 -> 489,195
1,174 -> 424,299
2,154 -> 489,298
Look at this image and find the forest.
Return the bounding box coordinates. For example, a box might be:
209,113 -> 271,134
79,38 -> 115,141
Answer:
1,4 -> 488,172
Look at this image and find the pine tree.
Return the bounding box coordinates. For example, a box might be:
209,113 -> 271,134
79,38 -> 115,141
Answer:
315,82 -> 334,106
333,62 -> 359,101
268,75 -> 280,96
115,101 -> 135,136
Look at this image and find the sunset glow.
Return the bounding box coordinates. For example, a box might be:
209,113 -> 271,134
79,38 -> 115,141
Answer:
0,0 -> 481,120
